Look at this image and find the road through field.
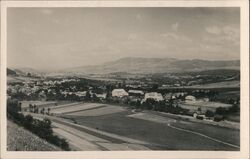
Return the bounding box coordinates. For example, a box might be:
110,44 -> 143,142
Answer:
128,112 -> 240,149
72,105 -> 239,150
23,102 -> 240,151
26,112 -> 151,151
167,124 -> 240,149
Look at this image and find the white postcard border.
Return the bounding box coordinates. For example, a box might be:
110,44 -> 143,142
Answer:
1,1 -> 249,159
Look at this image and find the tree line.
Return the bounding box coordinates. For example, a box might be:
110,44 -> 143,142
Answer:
7,99 -> 70,151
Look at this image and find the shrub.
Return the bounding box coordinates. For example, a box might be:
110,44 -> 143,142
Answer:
196,116 -> 204,120
228,104 -> 239,113
23,115 -> 33,129
7,99 -> 70,151
214,115 -> 224,122
215,107 -> 228,115
7,99 -> 21,118
205,110 -> 215,117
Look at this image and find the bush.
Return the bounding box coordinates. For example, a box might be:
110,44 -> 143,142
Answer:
228,104 -> 239,113
60,138 -> 70,151
164,105 -> 184,114
7,99 -> 21,118
215,107 -> 228,115
7,100 -> 70,151
23,115 -> 33,129
196,116 -> 204,120
205,110 -> 215,117
214,115 -> 224,122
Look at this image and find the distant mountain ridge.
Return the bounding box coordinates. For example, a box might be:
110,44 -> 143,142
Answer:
12,67 -> 46,76
65,57 -> 240,74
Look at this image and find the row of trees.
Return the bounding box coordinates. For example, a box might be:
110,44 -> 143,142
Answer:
27,104 -> 51,114
7,99 -> 70,150
139,99 -> 187,114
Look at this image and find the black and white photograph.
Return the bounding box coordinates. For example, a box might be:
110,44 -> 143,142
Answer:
1,1 -> 249,159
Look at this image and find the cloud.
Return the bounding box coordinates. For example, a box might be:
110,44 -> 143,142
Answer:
204,26 -> 239,46
161,33 -> 192,42
223,26 -> 239,39
171,23 -> 179,32
205,26 -> 221,35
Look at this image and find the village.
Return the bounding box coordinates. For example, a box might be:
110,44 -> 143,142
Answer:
6,73 -> 241,151
7,73 -> 240,122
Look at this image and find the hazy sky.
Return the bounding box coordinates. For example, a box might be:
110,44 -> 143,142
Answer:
7,7 -> 240,71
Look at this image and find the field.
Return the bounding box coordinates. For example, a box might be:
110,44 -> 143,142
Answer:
50,103 -> 105,114
7,76 -> 40,84
51,102 -> 240,150
7,120 -> 61,151
163,81 -> 240,91
216,91 -> 240,101
7,76 -> 24,83
20,100 -> 73,109
21,101 -> 57,108
189,80 -> 240,89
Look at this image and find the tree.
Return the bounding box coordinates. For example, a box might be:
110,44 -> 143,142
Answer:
85,91 -> 91,101
215,107 -> 228,116
214,115 -> 224,122
60,138 -> 70,151
205,110 -> 215,117
7,99 -> 21,118
135,100 -> 141,109
228,104 -> 239,113
34,105 -> 38,113
23,115 -> 33,129
151,84 -> 159,91
47,108 -> 51,114
29,104 -> 32,112
42,107 -> 45,114
143,98 -> 157,110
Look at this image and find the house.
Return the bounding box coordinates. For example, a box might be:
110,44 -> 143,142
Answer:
164,93 -> 172,101
112,89 -> 128,98
144,92 -> 164,102
75,91 -> 87,97
95,93 -> 107,99
185,95 -> 196,102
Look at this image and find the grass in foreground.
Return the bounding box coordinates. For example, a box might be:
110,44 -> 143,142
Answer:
7,120 -> 61,151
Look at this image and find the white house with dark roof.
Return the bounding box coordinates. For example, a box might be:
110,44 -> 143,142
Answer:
144,92 -> 164,102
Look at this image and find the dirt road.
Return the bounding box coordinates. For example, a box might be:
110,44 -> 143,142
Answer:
24,112 -> 151,151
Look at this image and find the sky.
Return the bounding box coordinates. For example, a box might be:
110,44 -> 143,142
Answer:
7,7 -> 240,71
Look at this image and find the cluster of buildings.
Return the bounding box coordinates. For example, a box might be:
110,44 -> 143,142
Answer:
8,81 -> 41,96
111,88 -> 232,115
8,77 -> 233,118
111,88 -> 164,102
7,78 -> 81,99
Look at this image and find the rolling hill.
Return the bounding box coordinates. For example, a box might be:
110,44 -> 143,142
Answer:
65,57 -> 240,74
7,68 -> 17,76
